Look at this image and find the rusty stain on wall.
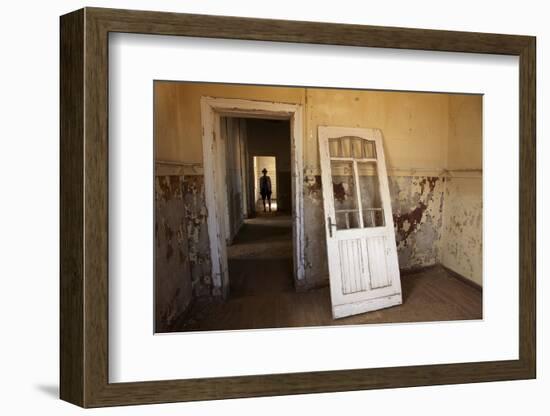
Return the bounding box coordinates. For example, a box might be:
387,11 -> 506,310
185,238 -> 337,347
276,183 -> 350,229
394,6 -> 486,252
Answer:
391,176 -> 445,270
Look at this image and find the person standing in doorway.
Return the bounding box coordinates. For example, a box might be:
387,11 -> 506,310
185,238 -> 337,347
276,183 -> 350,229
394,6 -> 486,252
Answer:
259,168 -> 272,212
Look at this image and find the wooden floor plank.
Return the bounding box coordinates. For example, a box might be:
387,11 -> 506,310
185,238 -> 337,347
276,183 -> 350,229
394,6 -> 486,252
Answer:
166,214 -> 482,333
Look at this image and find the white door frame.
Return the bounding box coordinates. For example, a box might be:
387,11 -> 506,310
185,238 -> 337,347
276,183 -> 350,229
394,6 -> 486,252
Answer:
200,96 -> 305,297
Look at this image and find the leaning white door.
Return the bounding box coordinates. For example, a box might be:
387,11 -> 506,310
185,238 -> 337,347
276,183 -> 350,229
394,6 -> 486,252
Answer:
319,126 -> 402,319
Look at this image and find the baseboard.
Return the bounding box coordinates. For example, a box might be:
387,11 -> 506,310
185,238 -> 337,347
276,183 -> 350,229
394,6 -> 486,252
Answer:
399,264 -> 439,276
441,265 -> 482,291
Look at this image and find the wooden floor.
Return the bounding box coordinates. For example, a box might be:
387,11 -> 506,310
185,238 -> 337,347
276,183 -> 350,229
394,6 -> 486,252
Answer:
169,214 -> 482,332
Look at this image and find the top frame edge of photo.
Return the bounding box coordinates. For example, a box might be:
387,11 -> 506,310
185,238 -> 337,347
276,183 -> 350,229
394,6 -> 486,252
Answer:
63,6 -> 535,56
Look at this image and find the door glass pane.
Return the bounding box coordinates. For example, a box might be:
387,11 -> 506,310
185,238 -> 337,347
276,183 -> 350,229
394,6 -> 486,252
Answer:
340,137 -> 351,158
362,140 -> 377,159
351,137 -> 363,159
329,136 -> 377,159
328,136 -> 363,158
357,161 -> 385,227
331,160 -> 360,229
328,139 -> 341,157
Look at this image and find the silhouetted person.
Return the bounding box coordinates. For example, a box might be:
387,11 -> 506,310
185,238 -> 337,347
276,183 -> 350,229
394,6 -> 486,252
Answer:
259,168 -> 272,212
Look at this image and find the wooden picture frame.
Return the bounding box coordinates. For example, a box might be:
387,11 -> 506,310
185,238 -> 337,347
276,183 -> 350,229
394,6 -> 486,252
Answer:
60,7 -> 536,408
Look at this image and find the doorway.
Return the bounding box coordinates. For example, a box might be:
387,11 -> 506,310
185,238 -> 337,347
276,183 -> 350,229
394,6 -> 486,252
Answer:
253,155 -> 278,213
223,117 -> 293,302
200,97 -> 305,298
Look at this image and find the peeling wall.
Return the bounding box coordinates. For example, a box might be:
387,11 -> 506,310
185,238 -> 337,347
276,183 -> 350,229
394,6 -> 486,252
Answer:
440,95 -> 483,286
154,82 -> 483,294
390,176 -> 445,270
302,174 -> 446,287
441,177 -> 483,285
155,174 -> 212,329
303,175 -> 328,287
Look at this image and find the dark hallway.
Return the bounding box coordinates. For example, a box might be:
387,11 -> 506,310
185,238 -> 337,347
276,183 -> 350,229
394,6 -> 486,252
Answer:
227,214 -> 294,298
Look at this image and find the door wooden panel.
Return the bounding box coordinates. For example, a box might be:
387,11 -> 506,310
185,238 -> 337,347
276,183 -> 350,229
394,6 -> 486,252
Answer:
366,236 -> 391,289
338,239 -> 368,295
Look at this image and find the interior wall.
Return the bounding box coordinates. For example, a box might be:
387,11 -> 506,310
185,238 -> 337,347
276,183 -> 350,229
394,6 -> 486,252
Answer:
301,89 -> 451,282
154,82 -> 482,295
154,174 -> 212,330
440,95 -> 483,285
222,117 -> 247,242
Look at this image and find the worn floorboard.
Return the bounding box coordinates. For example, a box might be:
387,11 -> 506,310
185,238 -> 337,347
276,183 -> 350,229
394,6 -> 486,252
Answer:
167,214 -> 482,332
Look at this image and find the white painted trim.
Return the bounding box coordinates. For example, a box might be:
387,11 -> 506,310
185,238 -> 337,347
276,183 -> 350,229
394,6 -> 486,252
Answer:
333,293 -> 402,319
200,97 -> 305,296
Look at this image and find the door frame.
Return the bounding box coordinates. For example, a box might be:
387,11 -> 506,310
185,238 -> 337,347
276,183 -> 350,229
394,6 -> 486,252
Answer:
200,96 -> 305,297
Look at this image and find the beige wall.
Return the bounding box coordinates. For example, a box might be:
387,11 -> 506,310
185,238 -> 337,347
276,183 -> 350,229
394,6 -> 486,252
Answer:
155,82 -> 452,174
440,95 -> 483,285
155,83 -> 304,164
447,94 -> 483,170
304,88 -> 449,173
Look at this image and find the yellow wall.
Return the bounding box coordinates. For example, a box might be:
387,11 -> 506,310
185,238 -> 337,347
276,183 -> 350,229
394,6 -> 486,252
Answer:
447,94 -> 483,170
155,82 -> 304,164
440,94 -> 483,285
304,88 -> 449,172
155,82 -> 456,173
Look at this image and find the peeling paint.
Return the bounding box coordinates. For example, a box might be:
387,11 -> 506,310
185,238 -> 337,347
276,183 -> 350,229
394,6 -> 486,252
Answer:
302,176 -> 329,288
300,173 -> 448,287
155,171 -> 480,306
440,177 -> 482,285
390,176 -> 445,270
181,175 -> 213,297
155,174 -> 214,330
304,175 -> 322,204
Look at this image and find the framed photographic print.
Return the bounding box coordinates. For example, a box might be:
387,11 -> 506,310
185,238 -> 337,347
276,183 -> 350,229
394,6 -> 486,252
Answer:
60,7 -> 536,408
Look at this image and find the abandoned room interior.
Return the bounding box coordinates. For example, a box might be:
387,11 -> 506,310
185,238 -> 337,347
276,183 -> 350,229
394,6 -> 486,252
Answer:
154,81 -> 483,333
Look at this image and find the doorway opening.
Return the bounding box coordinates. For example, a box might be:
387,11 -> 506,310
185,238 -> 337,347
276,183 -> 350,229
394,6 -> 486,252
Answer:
200,97 -> 305,299
253,155 -> 278,213
222,117 -> 293,303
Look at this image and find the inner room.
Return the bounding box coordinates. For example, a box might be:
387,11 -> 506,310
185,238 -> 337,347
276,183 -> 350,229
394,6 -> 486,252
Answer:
154,81 -> 483,333
254,155 -> 278,213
